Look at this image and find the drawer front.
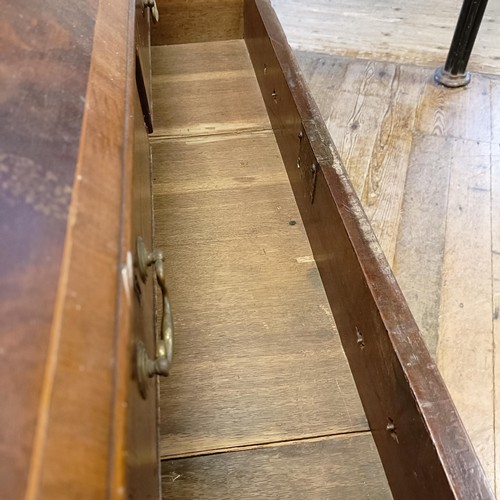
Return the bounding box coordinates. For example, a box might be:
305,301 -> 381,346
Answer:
136,0 -> 153,131
126,84 -> 159,499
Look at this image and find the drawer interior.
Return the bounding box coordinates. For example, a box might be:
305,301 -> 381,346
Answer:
150,34 -> 392,498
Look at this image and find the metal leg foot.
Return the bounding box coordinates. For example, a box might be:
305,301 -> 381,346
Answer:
435,0 -> 488,89
434,66 -> 471,88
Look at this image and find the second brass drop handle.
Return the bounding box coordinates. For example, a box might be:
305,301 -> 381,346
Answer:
137,237 -> 173,378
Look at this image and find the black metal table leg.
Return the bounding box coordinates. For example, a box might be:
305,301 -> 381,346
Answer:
435,0 -> 489,87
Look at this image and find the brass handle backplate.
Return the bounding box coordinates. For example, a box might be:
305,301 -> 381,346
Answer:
135,237 -> 173,398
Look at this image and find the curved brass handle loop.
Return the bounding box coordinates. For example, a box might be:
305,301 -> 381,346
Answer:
149,252 -> 174,376
136,237 -> 174,381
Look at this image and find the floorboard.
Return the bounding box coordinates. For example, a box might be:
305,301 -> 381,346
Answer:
392,134 -> 452,358
292,52 -> 429,264
435,138 -> 493,483
414,73 -> 492,142
492,148 -> 500,495
161,433 -> 392,499
272,0 -> 500,75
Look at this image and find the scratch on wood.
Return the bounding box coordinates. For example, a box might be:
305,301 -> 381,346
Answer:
296,255 -> 315,263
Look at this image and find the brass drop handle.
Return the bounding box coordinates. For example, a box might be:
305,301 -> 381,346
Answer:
136,237 -> 173,379
152,254 -> 173,375
144,0 -> 159,23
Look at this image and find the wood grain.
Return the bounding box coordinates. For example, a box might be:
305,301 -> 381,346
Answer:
0,1 -> 96,498
24,0 -> 140,498
293,51 -> 427,265
292,53 -> 391,197
395,137 -> 496,489
415,73 -> 492,142
152,41 -> 271,138
161,433 -> 392,499
152,0 -> 243,46
153,131 -> 368,457
271,0 -> 500,75
358,64 -> 425,266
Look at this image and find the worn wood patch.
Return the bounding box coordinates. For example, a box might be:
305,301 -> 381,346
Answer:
392,135 -> 452,358
294,51 -> 427,265
436,139 -> 494,484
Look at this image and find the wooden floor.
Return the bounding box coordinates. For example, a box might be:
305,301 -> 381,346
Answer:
272,0 -> 500,75
151,40 -> 391,498
269,0 -> 500,494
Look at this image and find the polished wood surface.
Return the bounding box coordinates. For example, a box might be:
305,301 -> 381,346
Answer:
272,0 -> 500,75
151,38 -> 389,496
1,0 -> 147,497
28,0 -> 137,496
294,49 -> 500,494
245,0 -> 494,497
162,434 -> 391,499
152,0 -> 243,46
0,1 -> 96,497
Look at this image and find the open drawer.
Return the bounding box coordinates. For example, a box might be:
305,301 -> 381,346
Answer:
1,0 -> 492,499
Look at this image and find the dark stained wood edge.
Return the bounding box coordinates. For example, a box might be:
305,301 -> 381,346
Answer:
25,0 -> 138,498
108,8 -> 137,500
244,1 -> 494,498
